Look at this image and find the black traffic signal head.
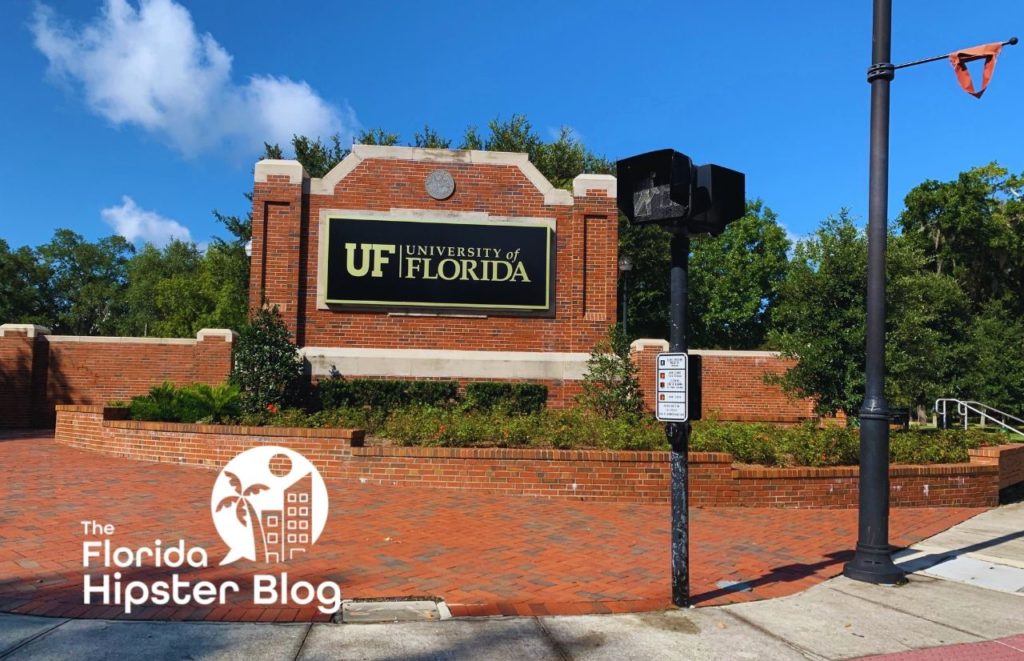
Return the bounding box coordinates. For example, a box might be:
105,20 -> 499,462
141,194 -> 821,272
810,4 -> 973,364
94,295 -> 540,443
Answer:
689,164 -> 746,236
616,149 -> 694,225
616,149 -> 746,235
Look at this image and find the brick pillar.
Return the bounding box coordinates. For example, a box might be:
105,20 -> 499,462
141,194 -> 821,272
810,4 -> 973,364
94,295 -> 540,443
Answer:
571,174 -> 619,351
251,160 -> 308,338
0,324 -> 50,428
630,338 -> 668,414
193,329 -> 236,385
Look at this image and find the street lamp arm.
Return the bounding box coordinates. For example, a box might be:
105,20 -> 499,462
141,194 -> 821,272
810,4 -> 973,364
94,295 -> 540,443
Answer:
892,36 -> 1017,71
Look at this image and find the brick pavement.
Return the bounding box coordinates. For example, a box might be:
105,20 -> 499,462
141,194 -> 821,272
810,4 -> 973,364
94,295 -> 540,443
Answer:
0,431 -> 985,622
861,634 -> 1024,659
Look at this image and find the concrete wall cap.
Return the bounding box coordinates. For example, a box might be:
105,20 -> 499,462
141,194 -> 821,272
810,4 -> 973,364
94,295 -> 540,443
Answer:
196,328 -> 237,343
254,159 -> 308,184
629,340 -> 782,359
0,324 -> 51,338
309,144 -> 574,206
45,335 -> 197,345
573,174 -> 617,199
630,339 -> 669,352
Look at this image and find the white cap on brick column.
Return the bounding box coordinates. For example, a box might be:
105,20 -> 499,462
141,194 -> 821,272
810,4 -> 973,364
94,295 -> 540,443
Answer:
630,338 -> 669,353
573,174 -> 617,199
254,160 -> 308,184
0,324 -> 51,338
196,328 -> 237,343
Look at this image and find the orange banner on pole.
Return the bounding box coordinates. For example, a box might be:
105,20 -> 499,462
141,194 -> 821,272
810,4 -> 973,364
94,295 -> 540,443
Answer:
949,42 -> 1003,98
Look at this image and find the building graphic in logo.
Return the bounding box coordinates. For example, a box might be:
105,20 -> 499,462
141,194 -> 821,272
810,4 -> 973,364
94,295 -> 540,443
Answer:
210,446 -> 328,565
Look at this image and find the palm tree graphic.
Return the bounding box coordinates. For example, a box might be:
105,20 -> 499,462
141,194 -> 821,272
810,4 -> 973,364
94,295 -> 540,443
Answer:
216,470 -> 270,562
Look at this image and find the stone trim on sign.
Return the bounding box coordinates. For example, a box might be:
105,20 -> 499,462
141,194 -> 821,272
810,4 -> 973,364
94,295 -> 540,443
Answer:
300,144 -> 578,204
572,174 -> 617,198
301,346 -> 591,380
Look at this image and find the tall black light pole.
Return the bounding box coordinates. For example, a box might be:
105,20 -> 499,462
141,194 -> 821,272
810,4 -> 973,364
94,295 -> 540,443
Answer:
844,1 -> 1016,584
844,0 -> 903,584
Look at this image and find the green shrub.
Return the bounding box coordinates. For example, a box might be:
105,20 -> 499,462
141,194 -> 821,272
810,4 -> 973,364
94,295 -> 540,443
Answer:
128,382 -> 240,423
129,382 -> 181,422
463,382 -> 548,414
318,377 -> 458,411
691,420 -> 781,466
381,406 -> 666,451
230,306 -> 304,415
577,325 -> 644,419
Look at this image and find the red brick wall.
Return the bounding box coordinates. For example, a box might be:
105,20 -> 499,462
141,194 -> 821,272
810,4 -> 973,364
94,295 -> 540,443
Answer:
0,329 -> 42,427
250,154 -> 618,354
56,407 -> 1010,508
1,331 -> 233,428
55,406 -> 363,477
631,340 -> 816,423
970,444 -> 1024,490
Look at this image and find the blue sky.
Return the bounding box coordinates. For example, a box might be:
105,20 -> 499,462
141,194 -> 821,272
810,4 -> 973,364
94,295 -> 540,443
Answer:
1,1 -> 1022,250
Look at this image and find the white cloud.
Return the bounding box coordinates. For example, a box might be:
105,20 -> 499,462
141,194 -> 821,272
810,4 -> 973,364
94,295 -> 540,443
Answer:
101,196 -> 192,247
31,0 -> 356,156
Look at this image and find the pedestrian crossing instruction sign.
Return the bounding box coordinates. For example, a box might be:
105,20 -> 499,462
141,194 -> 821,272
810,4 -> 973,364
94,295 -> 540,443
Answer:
656,352 -> 688,422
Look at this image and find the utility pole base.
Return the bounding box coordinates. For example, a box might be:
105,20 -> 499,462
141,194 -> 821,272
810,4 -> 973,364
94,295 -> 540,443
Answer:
843,545 -> 906,584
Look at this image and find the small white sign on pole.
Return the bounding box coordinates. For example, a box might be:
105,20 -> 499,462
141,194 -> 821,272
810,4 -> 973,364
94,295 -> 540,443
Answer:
655,352 -> 688,422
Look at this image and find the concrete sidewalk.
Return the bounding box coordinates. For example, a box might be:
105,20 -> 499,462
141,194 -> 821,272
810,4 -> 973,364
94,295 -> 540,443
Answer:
2,503 -> 1022,661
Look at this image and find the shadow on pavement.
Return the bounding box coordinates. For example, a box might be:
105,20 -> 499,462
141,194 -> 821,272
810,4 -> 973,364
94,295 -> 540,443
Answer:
689,550 -> 854,606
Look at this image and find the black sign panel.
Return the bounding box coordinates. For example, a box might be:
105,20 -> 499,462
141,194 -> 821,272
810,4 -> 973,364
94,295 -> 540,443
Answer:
322,216 -> 554,313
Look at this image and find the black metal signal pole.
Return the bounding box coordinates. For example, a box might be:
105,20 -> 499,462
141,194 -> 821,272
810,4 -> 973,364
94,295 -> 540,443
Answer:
842,0 -> 1016,584
669,228 -> 691,605
843,0 -> 905,585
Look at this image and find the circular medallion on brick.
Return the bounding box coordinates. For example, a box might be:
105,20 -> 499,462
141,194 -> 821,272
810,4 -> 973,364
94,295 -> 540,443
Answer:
425,169 -> 455,200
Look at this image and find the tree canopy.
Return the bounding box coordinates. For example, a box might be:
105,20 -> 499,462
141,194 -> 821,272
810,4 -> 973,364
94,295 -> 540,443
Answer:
1,114 -> 1021,417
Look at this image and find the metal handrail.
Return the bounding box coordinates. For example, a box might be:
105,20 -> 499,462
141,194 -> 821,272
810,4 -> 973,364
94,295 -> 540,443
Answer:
933,398 -> 1024,439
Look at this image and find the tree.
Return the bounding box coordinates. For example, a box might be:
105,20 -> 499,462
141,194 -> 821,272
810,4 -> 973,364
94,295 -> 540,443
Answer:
577,325 -> 644,419
958,300 -> 1024,413
291,134 -> 349,178
617,201 -> 790,347
899,163 -> 1024,312
413,125 -> 451,149
768,212 -> 966,416
0,240 -> 50,326
37,229 -> 133,335
356,127 -> 400,146
119,240 -> 203,336
230,306 -> 304,415
688,201 -> 790,349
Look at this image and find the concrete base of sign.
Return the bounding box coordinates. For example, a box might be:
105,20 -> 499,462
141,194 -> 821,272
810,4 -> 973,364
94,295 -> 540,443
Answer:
300,347 -> 590,381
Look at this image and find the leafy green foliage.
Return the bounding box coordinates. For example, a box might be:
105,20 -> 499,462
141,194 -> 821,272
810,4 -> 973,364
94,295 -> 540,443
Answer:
128,382 -> 240,423
689,201 -> 791,348
577,325 -> 644,419
692,420 -> 996,467
382,406 -> 666,451
958,300 -> 1024,411
317,377 -> 458,410
768,212 -> 966,415
462,382 -> 548,414
36,229 -> 134,335
899,163 -> 1024,312
618,201 -> 790,347
413,125 -> 451,149
0,239 -> 51,326
229,307 -> 304,414
357,127 -> 401,146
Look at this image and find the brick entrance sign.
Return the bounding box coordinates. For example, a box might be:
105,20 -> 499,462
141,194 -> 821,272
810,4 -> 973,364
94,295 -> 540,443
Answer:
250,146 -> 619,407
1,146 -> 816,424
